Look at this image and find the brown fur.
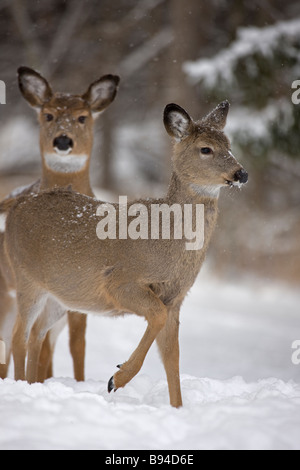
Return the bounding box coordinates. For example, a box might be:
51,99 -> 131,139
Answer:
4,101 -> 247,407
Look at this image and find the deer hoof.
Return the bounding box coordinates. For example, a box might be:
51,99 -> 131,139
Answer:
108,376 -> 116,393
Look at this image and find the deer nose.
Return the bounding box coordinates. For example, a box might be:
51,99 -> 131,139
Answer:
234,169 -> 248,184
53,135 -> 73,151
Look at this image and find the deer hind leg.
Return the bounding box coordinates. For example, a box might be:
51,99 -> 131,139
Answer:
38,332 -> 52,382
27,318 -> 48,384
108,284 -> 168,393
27,298 -> 66,383
68,312 -> 87,382
0,271 -> 16,379
12,278 -> 47,381
156,309 -> 183,408
0,296 -> 16,379
38,314 -> 68,382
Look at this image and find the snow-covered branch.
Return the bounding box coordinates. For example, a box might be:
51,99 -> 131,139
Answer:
184,18 -> 300,87
226,99 -> 294,143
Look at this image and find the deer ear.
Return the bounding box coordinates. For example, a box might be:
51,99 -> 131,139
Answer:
82,74 -> 120,117
164,104 -> 193,141
18,67 -> 53,108
203,101 -> 230,130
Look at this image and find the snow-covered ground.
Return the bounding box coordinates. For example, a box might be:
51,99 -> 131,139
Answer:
0,273 -> 300,450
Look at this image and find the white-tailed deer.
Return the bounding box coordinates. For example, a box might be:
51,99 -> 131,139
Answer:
3,101 -> 248,407
0,67 -> 120,381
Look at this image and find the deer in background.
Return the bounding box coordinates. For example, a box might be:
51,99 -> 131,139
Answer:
0,67 -> 120,380
2,101 -> 248,407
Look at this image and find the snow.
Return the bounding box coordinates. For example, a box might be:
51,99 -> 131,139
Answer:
1,376 -> 299,451
226,100 -> 294,144
184,18 -> 300,87
0,274 -> 299,450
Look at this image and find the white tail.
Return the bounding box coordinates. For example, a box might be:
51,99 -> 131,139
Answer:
4,101 -> 248,407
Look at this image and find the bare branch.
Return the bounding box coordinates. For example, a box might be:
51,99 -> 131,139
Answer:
120,28 -> 174,78
122,0 -> 166,23
8,0 -> 42,67
101,0 -> 166,39
42,0 -> 92,78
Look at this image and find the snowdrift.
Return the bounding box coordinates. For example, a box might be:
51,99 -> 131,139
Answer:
0,275 -> 299,450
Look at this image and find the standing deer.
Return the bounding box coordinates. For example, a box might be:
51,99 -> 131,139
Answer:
0,67 -> 120,381
3,101 -> 248,407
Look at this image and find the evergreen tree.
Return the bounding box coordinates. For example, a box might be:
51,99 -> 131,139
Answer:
184,18 -> 300,167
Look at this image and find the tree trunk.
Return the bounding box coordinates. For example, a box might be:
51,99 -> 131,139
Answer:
165,0 -> 214,116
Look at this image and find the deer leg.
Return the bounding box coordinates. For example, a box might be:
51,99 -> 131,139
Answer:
27,299 -> 66,383
0,272 -> 15,379
108,285 -> 168,393
0,303 -> 17,380
156,309 -> 183,408
46,354 -> 54,379
0,233 -> 17,379
68,312 -> 87,382
12,279 -> 47,381
38,312 -> 68,382
12,315 -> 27,381
38,332 -> 52,382
27,320 -> 48,384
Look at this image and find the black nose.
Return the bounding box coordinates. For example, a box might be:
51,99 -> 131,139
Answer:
53,135 -> 73,151
234,169 -> 248,184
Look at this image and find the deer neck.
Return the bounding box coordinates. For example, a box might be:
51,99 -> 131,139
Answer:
40,158 -> 93,196
167,172 -> 220,206
167,171 -> 219,248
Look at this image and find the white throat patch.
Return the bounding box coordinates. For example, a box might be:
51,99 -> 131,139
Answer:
54,147 -> 72,156
44,153 -> 89,173
190,184 -> 222,199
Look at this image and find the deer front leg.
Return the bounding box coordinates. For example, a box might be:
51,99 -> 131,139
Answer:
107,285 -> 168,393
156,309 -> 183,408
68,312 -> 87,382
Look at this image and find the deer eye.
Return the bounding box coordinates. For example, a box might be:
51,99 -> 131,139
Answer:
45,114 -> 54,122
78,116 -> 87,124
200,147 -> 213,155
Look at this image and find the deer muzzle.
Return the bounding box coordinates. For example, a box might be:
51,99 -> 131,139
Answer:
53,135 -> 74,154
234,169 -> 248,184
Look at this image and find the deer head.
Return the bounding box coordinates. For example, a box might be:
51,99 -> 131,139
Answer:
164,101 -> 248,196
18,67 -> 120,173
